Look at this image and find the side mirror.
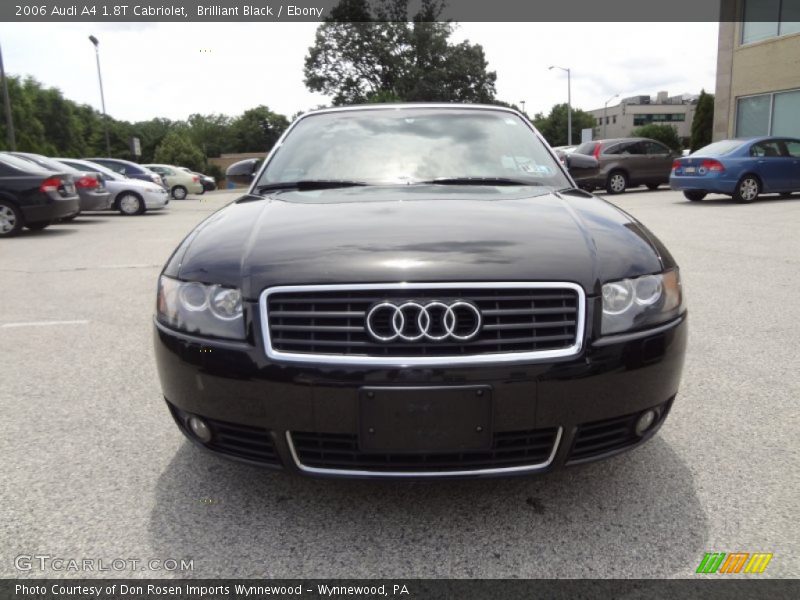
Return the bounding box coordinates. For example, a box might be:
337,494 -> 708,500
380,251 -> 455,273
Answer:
226,158 -> 262,186
565,153 -> 599,170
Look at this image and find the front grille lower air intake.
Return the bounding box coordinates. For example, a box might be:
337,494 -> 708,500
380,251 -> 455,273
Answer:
260,282 -> 585,366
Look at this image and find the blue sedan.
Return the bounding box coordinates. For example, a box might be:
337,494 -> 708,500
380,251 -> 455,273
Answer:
670,137 -> 800,203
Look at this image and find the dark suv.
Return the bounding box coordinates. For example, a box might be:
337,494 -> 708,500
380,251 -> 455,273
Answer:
568,137 -> 677,194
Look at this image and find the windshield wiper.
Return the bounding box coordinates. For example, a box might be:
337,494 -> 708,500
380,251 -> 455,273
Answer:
255,180 -> 369,193
419,177 -> 544,187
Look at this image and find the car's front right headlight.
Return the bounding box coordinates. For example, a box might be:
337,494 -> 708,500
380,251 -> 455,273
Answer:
156,275 -> 245,340
601,269 -> 684,335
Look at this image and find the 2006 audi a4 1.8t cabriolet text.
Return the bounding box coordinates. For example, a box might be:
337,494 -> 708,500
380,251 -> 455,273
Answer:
154,104 -> 687,479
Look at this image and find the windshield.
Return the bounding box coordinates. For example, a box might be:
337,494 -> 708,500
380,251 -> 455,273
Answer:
693,140 -> 745,156
0,153 -> 52,173
256,108 -> 570,189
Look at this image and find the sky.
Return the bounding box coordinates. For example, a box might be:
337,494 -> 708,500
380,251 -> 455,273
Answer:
0,22 -> 719,122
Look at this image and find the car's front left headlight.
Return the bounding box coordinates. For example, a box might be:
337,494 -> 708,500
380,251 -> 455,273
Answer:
157,276 -> 245,340
601,269 -> 683,335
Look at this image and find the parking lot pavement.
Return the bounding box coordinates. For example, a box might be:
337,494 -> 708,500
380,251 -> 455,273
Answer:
1,188 -> 798,579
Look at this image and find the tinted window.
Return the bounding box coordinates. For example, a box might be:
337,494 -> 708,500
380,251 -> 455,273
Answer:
604,143 -> 627,155
623,142 -> 646,155
784,140 -> 800,158
258,109 -> 570,189
645,141 -> 670,155
750,141 -> 786,157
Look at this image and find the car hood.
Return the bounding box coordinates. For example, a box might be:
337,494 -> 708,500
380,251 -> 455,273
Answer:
165,186 -> 671,299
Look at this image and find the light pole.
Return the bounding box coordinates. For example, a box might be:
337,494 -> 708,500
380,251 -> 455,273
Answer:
88,35 -> 111,156
549,65 -> 571,145
0,43 -> 16,151
603,93 -> 619,139
520,100 -> 526,115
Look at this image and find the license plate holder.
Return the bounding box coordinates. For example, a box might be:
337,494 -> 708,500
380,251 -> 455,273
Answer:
359,386 -> 492,453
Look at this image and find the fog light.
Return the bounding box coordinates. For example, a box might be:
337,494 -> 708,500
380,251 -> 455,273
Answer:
635,410 -> 657,436
188,416 -> 212,443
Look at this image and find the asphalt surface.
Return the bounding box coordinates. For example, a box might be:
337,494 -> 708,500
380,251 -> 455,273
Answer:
1,187 -> 798,579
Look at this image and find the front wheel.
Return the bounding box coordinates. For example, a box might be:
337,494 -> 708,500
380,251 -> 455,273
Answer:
683,191 -> 707,202
0,200 -> 23,237
118,193 -> 145,216
172,186 -> 188,200
606,171 -> 628,194
733,176 -> 760,203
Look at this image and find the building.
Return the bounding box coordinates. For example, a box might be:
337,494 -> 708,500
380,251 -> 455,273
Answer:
587,92 -> 698,144
714,0 -> 800,140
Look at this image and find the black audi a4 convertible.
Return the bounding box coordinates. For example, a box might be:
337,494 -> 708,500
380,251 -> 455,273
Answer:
154,104 -> 687,479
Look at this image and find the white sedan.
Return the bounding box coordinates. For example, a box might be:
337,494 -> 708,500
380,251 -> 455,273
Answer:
55,158 -> 169,215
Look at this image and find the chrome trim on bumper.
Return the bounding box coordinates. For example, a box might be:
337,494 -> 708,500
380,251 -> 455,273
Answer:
285,427 -> 563,478
259,282 -> 586,367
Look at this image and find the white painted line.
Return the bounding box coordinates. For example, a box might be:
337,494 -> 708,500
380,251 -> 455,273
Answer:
1,320 -> 90,328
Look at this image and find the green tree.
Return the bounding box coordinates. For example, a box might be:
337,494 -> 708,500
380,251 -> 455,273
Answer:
690,90 -> 714,152
532,104 -> 596,146
631,123 -> 682,153
229,106 -> 289,153
153,131 -> 205,171
304,0 -> 496,104
187,113 -> 234,158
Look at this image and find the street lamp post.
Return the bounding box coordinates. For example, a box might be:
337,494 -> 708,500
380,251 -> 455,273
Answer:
0,43 -> 16,151
88,35 -> 111,156
603,93 -> 619,139
520,100 -> 526,115
549,65 -> 571,145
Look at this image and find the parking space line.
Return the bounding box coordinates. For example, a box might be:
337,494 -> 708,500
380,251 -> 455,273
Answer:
1,320 -> 90,328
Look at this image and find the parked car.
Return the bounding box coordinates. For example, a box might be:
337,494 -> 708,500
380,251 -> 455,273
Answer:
55,158 -> 170,215
670,137 -> 800,203
6,151 -> 111,217
143,164 -> 204,199
156,104 -> 687,479
568,137 -> 677,194
178,167 -> 216,192
84,158 -> 164,187
0,153 -> 80,237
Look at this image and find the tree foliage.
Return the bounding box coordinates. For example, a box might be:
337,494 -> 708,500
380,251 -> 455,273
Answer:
304,0 -> 497,104
153,131 -> 206,171
631,123 -> 683,153
228,106 -> 290,153
0,75 -> 292,165
690,90 -> 714,152
532,104 -> 597,147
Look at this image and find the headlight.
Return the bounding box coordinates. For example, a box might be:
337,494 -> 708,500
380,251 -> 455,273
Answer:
157,276 -> 245,339
601,270 -> 683,335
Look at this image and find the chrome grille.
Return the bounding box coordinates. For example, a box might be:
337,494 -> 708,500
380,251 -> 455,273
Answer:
260,283 -> 585,365
288,427 -> 562,476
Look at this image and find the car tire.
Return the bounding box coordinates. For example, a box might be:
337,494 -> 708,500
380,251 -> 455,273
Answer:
172,186 -> 188,200
118,193 -> 145,216
646,183 -> 660,191
0,200 -> 24,237
606,171 -> 628,194
25,220 -> 51,231
733,175 -> 761,203
683,191 -> 707,202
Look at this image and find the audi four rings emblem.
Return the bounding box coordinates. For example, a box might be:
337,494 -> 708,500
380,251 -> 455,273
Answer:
366,300 -> 483,342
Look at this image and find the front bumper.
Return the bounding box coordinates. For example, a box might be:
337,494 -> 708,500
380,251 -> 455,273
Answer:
142,188 -> 170,209
154,309 -> 687,479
